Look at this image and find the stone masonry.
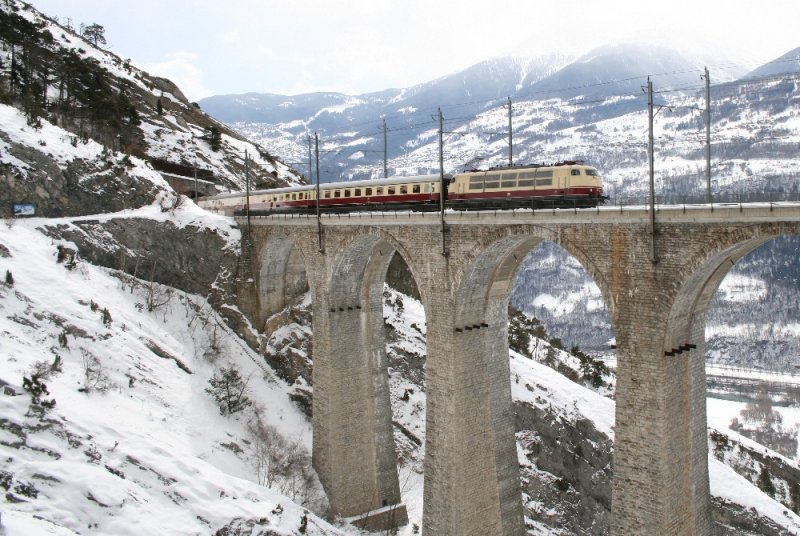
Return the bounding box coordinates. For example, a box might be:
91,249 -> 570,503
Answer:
235,204 -> 800,535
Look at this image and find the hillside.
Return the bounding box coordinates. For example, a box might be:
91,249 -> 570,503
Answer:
0,0 -> 304,219
0,207 -> 359,535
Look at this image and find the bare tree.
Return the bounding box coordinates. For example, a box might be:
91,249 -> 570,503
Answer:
144,260 -> 171,312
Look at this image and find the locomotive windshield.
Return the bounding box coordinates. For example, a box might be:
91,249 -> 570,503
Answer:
585,169 -> 599,176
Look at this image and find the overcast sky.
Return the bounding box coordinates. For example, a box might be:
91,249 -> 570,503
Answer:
29,0 -> 800,101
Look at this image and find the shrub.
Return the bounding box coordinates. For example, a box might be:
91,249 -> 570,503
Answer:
22,374 -> 55,410
29,356 -> 63,381
80,353 -> 113,394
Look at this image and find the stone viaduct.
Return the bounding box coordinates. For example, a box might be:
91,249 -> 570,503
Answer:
233,203 -> 800,535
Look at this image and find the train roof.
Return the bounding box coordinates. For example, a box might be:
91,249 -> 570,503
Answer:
323,174 -> 448,189
457,162 -> 597,175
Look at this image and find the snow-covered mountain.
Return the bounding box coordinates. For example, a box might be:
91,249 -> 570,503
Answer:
0,0 -> 303,219
745,47 -> 800,79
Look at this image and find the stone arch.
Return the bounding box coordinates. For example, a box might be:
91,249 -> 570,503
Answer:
328,230 -> 427,310
256,233 -> 310,330
313,229 -> 422,527
441,227 -> 616,536
663,223 -> 800,361
455,226 -> 613,321
665,236 -> 773,354
454,226 -> 613,329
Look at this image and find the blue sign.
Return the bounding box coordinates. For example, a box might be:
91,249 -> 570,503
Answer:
12,203 -> 36,217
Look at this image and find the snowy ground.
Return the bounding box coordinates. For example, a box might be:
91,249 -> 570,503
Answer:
0,206 -> 358,535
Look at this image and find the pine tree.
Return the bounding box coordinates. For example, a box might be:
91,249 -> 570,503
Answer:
81,23 -> 107,48
5,270 -> 13,287
204,125 -> 222,151
206,365 -> 252,415
757,465 -> 776,498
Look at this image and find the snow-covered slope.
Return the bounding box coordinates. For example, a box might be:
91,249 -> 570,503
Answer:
0,207 -> 359,535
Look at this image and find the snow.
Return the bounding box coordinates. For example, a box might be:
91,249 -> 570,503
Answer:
0,104 -> 108,173
0,215 -> 353,535
710,458 -> 800,532
716,273 -> 768,302
509,351 -> 615,438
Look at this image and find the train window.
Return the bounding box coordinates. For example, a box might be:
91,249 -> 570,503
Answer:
354,188 -> 361,196
501,173 -> 517,188
535,178 -> 553,187
365,188 -> 372,195
519,172 -> 536,179
412,184 -> 420,193
344,189 -> 351,198
571,169 -> 581,176
334,190 -> 341,198
518,179 -> 534,187
291,193 -> 296,200
485,175 -> 500,188
586,169 -> 598,176
469,177 -> 484,190
536,170 -> 553,178
324,191 -> 332,198
376,187 -> 384,195
424,184 -> 430,193
400,185 -> 408,194
387,186 -> 396,195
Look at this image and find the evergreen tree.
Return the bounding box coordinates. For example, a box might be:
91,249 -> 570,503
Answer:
204,125 -> 222,151
206,365 -> 252,415
5,270 -> 13,287
757,465 -> 777,498
81,23 -> 106,47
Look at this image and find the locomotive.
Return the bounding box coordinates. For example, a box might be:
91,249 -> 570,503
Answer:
199,161 -> 606,216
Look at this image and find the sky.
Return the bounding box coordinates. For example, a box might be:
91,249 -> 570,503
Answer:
27,0 -> 800,102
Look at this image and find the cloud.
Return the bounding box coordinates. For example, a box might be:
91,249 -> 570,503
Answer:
140,52 -> 212,102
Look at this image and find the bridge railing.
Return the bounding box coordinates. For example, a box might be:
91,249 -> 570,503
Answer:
610,191 -> 800,207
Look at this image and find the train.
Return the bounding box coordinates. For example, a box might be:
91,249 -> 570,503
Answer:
198,161 -> 606,216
